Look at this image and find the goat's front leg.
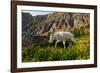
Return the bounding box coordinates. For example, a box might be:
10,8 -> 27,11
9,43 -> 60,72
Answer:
55,40 -> 60,48
63,41 -> 66,49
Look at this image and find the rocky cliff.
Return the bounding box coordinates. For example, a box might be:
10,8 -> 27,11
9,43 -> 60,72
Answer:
22,12 -> 90,48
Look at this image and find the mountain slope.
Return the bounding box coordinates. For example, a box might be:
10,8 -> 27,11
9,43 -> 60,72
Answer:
22,12 -> 90,48
22,12 -> 89,36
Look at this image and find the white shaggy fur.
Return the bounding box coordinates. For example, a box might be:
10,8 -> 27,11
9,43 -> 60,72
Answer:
49,32 -> 75,49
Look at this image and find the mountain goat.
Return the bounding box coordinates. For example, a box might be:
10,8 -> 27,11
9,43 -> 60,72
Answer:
49,32 -> 75,49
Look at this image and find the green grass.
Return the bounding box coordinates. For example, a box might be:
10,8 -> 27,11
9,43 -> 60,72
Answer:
22,35 -> 90,62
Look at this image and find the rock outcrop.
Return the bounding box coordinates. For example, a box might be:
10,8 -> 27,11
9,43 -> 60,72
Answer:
22,12 -> 90,48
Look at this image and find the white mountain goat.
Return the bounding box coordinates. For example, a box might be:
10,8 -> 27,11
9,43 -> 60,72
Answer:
49,32 -> 75,49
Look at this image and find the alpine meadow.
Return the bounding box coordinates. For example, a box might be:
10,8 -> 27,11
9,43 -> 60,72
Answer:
22,11 -> 90,62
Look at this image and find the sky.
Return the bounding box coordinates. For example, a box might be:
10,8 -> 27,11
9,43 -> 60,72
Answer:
22,10 -> 54,16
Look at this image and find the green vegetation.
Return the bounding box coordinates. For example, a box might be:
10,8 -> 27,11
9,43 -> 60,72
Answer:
22,35 -> 90,62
